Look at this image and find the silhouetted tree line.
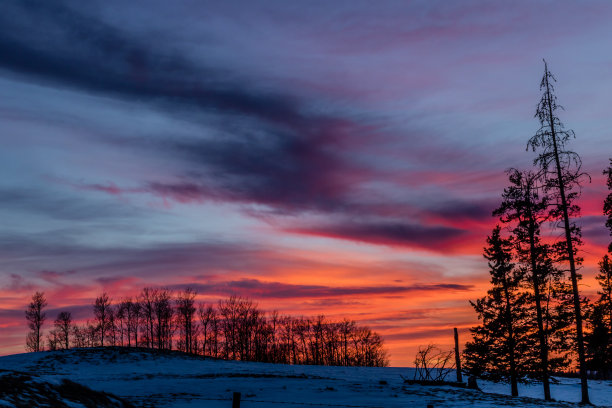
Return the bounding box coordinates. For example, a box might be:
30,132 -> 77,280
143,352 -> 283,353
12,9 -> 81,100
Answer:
25,290 -> 388,367
463,61 -> 612,404
584,160 -> 612,379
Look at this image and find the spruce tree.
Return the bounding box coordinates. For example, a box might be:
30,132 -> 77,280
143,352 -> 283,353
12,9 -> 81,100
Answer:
463,226 -> 529,396
494,169 -> 569,399
600,161 -> 612,329
586,256 -> 612,378
586,164 -> 612,377
604,160 -> 612,251
527,61 -> 590,403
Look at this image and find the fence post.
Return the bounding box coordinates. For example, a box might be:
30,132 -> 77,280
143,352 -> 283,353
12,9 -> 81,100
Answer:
232,392 -> 241,408
454,327 -> 462,382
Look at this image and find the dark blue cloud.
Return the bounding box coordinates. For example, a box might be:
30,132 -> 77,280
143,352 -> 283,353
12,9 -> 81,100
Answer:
288,221 -> 467,250
169,278 -> 473,299
0,1 -> 306,127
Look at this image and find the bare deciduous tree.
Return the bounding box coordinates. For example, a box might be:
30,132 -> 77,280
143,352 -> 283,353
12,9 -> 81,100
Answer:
93,292 -> 111,347
198,303 -> 215,356
54,311 -> 72,350
176,288 -> 197,354
414,344 -> 455,382
46,328 -> 60,351
22,290 -> 388,367
139,287 -> 157,348
25,291 -> 47,352
154,289 -> 173,350
72,324 -> 87,348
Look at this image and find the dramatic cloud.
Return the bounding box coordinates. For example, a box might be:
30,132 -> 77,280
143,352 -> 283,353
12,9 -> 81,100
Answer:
0,2 -> 303,125
1,0 -> 611,364
287,221 -> 467,251
170,279 -> 473,299
155,124 -> 358,211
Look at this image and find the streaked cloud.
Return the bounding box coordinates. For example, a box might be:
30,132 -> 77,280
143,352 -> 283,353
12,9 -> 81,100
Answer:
1,0 -> 611,365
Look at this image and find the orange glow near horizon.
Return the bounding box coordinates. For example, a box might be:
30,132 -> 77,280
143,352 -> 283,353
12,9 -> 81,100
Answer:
1,232 -> 607,366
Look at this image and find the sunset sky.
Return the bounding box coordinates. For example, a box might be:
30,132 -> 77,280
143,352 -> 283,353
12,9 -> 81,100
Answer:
1,0 -> 611,366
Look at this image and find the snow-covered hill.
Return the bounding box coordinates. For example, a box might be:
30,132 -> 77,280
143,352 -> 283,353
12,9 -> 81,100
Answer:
1,348 -> 610,407
0,367 -> 133,408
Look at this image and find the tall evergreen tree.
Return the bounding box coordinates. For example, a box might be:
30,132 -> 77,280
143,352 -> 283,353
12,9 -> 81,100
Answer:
586,255 -> 612,378
586,164 -> 612,377
463,226 -> 529,396
596,268 -> 612,325
527,60 -> 590,403
494,169 -> 570,399
600,161 -> 612,329
604,159 -> 612,251
25,291 -> 47,352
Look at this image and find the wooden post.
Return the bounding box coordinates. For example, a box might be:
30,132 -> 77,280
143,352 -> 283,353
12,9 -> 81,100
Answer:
454,327 -> 462,382
232,392 -> 241,408
427,404 -> 434,408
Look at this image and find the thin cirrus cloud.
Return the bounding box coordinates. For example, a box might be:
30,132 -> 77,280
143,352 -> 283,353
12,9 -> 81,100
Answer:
168,279 -> 473,300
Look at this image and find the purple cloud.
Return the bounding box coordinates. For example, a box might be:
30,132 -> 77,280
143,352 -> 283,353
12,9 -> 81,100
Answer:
169,279 -> 472,299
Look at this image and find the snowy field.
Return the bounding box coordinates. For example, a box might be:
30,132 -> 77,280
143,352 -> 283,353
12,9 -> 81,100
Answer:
1,348 -> 611,407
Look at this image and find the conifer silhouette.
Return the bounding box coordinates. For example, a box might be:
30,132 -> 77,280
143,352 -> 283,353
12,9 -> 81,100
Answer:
527,60 -> 590,403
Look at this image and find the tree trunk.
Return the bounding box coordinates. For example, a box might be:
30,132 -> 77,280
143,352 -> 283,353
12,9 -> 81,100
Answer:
501,283 -> 519,397
544,70 -> 590,404
527,204 -> 551,400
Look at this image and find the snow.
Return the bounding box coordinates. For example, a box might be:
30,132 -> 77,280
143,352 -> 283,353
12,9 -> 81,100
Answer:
1,348 -> 611,407
481,378 -> 612,406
